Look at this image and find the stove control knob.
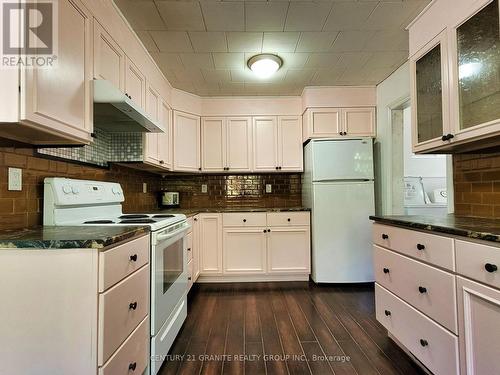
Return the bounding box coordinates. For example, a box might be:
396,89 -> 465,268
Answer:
72,186 -> 80,194
62,185 -> 72,194
112,187 -> 121,195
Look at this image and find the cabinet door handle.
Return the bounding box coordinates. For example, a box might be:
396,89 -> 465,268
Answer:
383,267 -> 390,274
129,302 -> 138,310
442,135 -> 448,141
485,263 -> 498,273
287,218 -> 291,222
263,229 -> 267,233
243,219 -> 247,222
339,132 -> 343,136
278,166 -> 282,170
187,248 -> 191,251
130,254 -> 138,262
418,286 -> 427,294
194,217 -> 198,221
420,339 -> 428,347
188,277 -> 192,281
382,234 -> 389,239
275,166 -> 279,170
159,160 -> 164,164
267,229 -> 271,233
129,362 -> 137,371
384,310 -> 391,316
416,243 -> 425,250
447,134 -> 454,140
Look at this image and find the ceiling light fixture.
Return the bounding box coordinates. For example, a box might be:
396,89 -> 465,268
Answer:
247,54 -> 283,79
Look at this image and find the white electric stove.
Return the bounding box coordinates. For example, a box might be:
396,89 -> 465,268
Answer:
43,177 -> 189,375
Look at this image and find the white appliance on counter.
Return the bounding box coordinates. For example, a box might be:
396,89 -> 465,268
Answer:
43,177 -> 190,375
303,139 -> 375,283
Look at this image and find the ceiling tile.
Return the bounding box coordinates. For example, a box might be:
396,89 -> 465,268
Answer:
363,2 -> 422,30
296,32 -> 338,52
114,0 -> 165,30
262,32 -> 300,53
231,67 -> 286,83
285,69 -> 316,84
365,51 -> 408,69
227,32 -> 263,53
213,53 -> 246,69
311,66 -> 346,85
136,31 -> 159,53
364,30 -> 409,51
155,1 -> 205,31
279,52 -> 310,68
150,52 -> 184,70
201,1 -> 245,31
337,52 -> 372,70
245,2 -> 289,32
170,67 -> 205,83
201,69 -> 231,83
323,2 -> 377,31
304,53 -> 342,68
189,32 -> 227,52
149,31 -> 193,52
179,53 -> 214,68
285,2 -> 333,31
331,31 -> 372,52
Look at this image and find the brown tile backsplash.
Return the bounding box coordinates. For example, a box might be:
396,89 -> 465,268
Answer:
0,147 -> 302,230
454,153 -> 500,218
160,173 -> 302,209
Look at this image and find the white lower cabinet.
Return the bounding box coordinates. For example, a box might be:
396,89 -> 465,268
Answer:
373,223 -> 500,375
223,227 -> 267,274
267,227 -> 311,274
198,213 -> 223,275
457,276 -> 500,375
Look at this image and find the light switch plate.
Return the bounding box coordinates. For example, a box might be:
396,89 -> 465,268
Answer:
266,184 -> 272,193
8,168 -> 22,191
201,184 -> 208,193
142,182 -> 147,193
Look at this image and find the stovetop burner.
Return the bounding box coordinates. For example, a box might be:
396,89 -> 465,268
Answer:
119,219 -> 157,224
119,214 -> 150,219
152,214 -> 176,218
83,220 -> 115,224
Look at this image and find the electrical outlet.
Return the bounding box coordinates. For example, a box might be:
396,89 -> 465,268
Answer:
8,168 -> 22,191
201,184 -> 208,193
265,184 -> 272,193
142,182 -> 147,193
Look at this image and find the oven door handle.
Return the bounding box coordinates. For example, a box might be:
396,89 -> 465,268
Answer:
155,224 -> 190,243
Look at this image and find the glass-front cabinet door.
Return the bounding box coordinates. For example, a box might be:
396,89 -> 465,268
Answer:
451,0 -> 500,139
411,30 -> 450,152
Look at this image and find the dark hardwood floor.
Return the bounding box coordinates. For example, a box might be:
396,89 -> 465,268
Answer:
158,282 -> 425,375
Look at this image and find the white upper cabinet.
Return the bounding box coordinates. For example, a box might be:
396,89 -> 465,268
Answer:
158,100 -> 172,169
278,116 -> 303,171
201,117 -> 225,172
409,0 -> 500,153
226,117 -> 252,172
18,0 -> 93,145
124,57 -> 146,111
173,111 -> 201,172
93,21 -> 125,91
303,107 -> 376,140
253,116 -> 279,172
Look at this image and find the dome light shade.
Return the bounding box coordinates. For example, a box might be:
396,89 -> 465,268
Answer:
247,54 -> 282,78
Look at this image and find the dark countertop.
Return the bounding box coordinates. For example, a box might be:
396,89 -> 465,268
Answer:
0,226 -> 150,250
370,214 -> 500,244
156,207 -> 311,218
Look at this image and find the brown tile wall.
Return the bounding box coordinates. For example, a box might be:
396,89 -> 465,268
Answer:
160,174 -> 302,209
454,153 -> 500,218
0,147 -> 302,230
0,147 -> 161,230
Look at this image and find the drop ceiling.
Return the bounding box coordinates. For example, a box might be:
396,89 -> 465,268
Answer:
115,0 -> 431,97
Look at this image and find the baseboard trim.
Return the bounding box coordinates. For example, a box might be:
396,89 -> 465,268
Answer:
196,274 -> 310,283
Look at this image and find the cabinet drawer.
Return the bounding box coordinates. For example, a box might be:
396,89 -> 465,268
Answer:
267,212 -> 310,227
374,245 -> 457,333
187,259 -> 193,291
185,232 -> 193,262
456,240 -> 500,289
99,234 -> 149,292
98,265 -> 149,365
375,284 -> 459,375
223,213 -> 267,227
373,223 -> 455,270
99,316 -> 149,375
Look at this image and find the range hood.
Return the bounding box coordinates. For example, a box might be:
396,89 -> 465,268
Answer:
93,79 -> 164,133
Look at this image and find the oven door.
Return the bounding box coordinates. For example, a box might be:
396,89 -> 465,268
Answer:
151,221 -> 189,335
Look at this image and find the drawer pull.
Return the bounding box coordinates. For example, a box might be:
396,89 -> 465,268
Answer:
383,267 -> 390,274
384,310 -> 391,316
418,286 -> 427,294
382,234 -> 389,239
263,229 -> 267,233
420,339 -> 428,347
129,362 -> 137,371
485,263 -> 498,273
287,218 -> 291,222
130,254 -> 138,262
243,219 -> 247,222
129,302 -> 138,310
188,277 -> 192,281
416,243 -> 426,250
187,248 -> 191,252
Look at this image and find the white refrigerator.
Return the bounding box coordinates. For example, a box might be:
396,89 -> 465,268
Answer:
303,138 -> 375,283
